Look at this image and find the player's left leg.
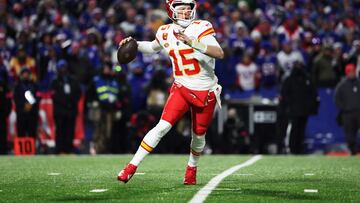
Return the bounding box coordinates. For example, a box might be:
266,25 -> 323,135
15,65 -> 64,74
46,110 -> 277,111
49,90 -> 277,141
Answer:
184,92 -> 216,185
118,83 -> 190,183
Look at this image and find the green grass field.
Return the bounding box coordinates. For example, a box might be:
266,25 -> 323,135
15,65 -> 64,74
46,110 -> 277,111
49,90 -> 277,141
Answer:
0,155 -> 359,203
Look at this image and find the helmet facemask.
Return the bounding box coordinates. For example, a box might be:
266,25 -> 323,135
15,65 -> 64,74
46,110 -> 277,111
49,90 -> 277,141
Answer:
169,1 -> 196,28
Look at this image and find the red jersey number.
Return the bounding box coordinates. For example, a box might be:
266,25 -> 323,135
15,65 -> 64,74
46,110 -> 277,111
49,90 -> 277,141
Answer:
169,49 -> 200,76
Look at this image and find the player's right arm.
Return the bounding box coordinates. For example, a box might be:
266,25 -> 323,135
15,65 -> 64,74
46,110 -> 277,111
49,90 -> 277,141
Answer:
119,37 -> 162,54
137,40 -> 162,54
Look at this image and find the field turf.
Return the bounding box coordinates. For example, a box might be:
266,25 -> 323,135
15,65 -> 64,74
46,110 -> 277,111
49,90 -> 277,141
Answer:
0,155 -> 359,203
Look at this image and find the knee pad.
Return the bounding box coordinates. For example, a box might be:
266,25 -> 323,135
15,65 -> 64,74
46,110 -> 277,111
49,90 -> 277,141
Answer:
155,120 -> 172,138
143,120 -> 172,147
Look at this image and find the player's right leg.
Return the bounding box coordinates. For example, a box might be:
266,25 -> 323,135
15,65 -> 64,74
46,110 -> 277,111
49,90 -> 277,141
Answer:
118,84 -> 190,183
184,131 -> 205,185
184,92 -> 216,185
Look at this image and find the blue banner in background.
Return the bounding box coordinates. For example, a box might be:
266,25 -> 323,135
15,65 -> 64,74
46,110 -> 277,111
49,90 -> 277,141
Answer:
305,88 -> 351,153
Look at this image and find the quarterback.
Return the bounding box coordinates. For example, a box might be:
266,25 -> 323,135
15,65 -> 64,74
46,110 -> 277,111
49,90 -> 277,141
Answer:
117,0 -> 224,185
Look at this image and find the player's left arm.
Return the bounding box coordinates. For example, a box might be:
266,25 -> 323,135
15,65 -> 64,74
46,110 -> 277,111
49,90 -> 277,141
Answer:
176,31 -> 224,59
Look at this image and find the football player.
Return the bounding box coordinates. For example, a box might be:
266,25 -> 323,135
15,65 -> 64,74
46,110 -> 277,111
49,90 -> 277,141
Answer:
117,0 -> 224,185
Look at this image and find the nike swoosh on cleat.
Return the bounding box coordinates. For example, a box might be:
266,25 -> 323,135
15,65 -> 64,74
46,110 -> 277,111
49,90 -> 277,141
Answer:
118,170 -> 124,176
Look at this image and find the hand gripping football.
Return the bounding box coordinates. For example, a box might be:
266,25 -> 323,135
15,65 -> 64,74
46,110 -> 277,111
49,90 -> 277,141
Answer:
117,38 -> 138,64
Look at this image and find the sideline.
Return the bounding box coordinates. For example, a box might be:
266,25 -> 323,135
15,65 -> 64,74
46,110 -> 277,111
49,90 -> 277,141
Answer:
188,155 -> 263,203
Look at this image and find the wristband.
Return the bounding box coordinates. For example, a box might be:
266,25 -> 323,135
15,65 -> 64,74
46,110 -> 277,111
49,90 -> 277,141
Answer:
191,39 -> 207,53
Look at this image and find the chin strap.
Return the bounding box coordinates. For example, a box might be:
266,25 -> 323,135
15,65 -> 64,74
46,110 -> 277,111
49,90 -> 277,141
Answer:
176,19 -> 191,28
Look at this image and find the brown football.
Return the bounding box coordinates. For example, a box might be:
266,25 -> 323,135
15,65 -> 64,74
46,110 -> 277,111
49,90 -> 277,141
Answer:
117,38 -> 138,64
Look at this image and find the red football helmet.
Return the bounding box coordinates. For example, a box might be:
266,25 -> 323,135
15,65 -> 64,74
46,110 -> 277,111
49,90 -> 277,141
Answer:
166,0 -> 196,27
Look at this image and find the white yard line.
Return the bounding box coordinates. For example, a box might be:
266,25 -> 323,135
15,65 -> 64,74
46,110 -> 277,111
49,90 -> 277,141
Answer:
90,189 -> 108,193
48,172 -> 61,176
304,189 -> 318,193
188,155 -> 262,203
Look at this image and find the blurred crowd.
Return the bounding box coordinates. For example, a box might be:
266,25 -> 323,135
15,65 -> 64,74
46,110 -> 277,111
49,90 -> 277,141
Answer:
0,0 -> 359,155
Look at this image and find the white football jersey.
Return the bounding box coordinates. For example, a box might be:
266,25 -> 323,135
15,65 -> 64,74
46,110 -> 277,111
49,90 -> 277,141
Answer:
155,20 -> 219,90
236,62 -> 258,91
277,50 -> 304,81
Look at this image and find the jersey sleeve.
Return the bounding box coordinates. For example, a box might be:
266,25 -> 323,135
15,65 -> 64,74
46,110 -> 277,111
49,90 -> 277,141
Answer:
193,20 -> 216,41
155,25 -> 164,45
155,24 -> 172,47
199,34 -> 221,47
